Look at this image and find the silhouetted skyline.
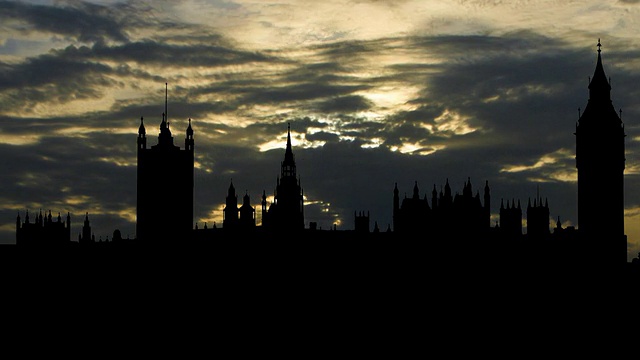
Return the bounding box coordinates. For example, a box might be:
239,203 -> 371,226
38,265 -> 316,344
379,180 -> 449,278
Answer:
3,1 -> 640,263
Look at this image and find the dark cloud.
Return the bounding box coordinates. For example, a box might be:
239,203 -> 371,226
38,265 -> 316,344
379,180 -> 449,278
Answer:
110,96 -> 237,124
61,41 -> 276,67
0,53 -> 113,90
305,131 -> 340,143
311,37 -> 399,59
0,0 -> 130,43
283,62 -> 355,83
0,54 -> 119,111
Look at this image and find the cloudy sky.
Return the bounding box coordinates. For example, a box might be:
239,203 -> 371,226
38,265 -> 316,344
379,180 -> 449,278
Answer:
2,0 -> 640,259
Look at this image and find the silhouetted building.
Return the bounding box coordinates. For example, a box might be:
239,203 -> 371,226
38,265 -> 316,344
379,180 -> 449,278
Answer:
393,178 -> 490,238
355,211 -> 370,233
552,216 -> 578,242
575,40 -> 627,265
393,181 -> 430,234
223,180 -> 239,230
79,212 -> 96,244
16,210 -> 71,246
499,199 -> 522,239
526,195 -> 550,240
261,123 -> 305,233
112,229 -> 123,242
452,178 -> 490,238
136,85 -> 194,243
239,191 -> 256,230
217,180 -> 257,233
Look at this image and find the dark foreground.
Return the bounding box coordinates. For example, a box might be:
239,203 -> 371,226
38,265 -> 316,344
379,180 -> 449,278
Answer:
3,232 -> 638,280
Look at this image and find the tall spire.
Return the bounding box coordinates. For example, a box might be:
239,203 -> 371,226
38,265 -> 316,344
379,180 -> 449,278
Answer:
281,122 -> 296,178
588,38 -> 611,101
285,122 -> 293,162
165,82 -> 168,125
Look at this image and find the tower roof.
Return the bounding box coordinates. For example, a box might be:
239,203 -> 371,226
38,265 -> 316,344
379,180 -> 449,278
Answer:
228,179 -> 235,195
588,39 -> 611,102
157,111 -> 175,147
186,118 -> 193,136
138,116 -> 146,135
578,39 -> 621,128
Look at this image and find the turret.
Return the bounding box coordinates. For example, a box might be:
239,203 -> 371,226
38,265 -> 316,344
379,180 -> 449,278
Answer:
185,118 -> 194,152
223,179 -> 239,229
138,116 -> 146,150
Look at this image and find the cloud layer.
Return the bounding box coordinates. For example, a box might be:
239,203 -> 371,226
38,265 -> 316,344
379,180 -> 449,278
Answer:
2,0 -> 640,260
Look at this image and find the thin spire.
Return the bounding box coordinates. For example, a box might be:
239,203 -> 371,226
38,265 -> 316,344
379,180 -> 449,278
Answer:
165,82 -> 168,125
589,38 -> 611,100
281,122 -> 296,176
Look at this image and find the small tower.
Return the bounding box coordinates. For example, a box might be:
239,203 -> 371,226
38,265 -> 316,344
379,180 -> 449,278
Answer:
263,123 -> 305,233
239,191 -> 256,229
80,212 -> 94,244
526,189 -> 550,240
138,117 -> 146,150
185,118 -> 194,152
499,199 -> 522,239
223,180 -> 239,230
355,211 -> 370,233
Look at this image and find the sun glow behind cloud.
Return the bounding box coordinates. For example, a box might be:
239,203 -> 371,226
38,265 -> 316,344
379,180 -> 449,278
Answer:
0,134 -> 41,145
257,131 -> 320,152
433,109 -> 477,136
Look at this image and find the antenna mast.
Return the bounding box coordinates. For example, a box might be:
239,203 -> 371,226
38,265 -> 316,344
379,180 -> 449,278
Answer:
165,82 -> 168,126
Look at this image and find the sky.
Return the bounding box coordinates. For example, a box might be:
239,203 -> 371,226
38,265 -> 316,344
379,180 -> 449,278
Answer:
2,0 -> 640,260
